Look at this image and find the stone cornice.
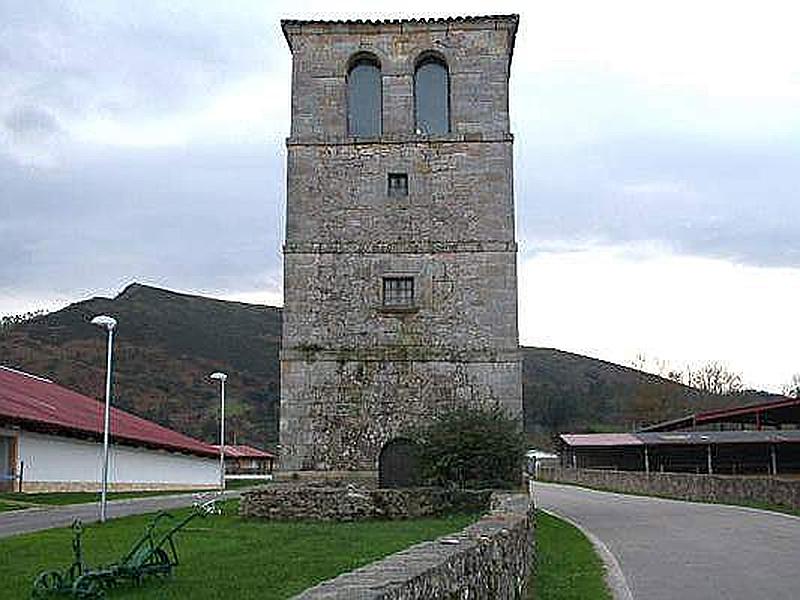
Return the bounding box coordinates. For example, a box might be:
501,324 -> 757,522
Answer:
284,240 -> 517,254
281,346 -> 522,363
286,133 -> 513,147
281,15 -> 520,51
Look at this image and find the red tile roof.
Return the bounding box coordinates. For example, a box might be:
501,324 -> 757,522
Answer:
215,444 -> 275,459
0,366 -> 217,458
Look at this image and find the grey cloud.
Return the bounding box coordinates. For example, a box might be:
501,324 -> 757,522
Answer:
517,136 -> 800,268
0,2 -> 283,123
0,140 -> 284,298
2,1 -> 799,314
3,105 -> 61,140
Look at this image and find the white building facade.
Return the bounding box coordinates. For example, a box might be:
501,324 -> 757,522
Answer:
0,367 -> 219,493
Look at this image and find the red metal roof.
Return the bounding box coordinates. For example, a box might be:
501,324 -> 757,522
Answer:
0,366 -> 217,458
640,396 -> 800,432
214,444 -> 275,459
560,430 -> 800,447
560,433 -> 643,447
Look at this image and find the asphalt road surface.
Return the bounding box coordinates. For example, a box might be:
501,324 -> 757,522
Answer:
535,481 -> 800,600
0,490 -> 240,539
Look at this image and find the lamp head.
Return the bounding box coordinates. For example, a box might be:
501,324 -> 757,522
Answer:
90,315 -> 117,331
209,372 -> 227,382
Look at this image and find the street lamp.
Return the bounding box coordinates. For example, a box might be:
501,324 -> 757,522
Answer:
209,372 -> 227,490
91,315 -> 117,523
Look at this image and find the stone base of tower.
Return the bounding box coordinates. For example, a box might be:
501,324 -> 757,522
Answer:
278,352 -> 522,472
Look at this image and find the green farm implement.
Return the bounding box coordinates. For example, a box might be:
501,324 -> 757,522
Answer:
32,494 -> 221,599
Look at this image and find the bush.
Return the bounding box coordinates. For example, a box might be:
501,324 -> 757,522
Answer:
412,404 -> 525,489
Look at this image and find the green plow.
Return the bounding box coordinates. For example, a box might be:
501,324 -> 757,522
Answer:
32,494 -> 221,599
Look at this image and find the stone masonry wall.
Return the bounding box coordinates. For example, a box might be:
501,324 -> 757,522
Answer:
539,466 -> 800,511
283,18 -> 516,139
281,359 -> 520,471
285,142 -> 514,246
240,485 -> 492,521
289,492 -> 534,600
281,17 -> 522,473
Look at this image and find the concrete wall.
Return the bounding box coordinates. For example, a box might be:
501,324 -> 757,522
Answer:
539,466 -> 800,511
292,492 -> 534,599
17,430 -> 218,492
281,16 -> 522,472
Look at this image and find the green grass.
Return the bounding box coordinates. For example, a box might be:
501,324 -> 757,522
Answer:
0,489 -> 231,507
223,479 -> 270,490
0,500 -> 477,599
731,499 -> 800,517
0,481 -> 265,508
530,510 -> 611,600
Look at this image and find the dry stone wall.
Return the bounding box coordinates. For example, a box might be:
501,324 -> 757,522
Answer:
240,485 -> 492,521
290,492 -> 534,600
540,466 -> 800,511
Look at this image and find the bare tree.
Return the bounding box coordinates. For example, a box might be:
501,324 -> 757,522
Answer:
783,373 -> 800,398
629,352 -> 671,378
684,361 -> 743,395
0,310 -> 45,334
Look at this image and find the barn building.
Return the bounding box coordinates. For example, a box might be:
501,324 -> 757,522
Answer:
213,444 -> 275,478
0,366 -> 219,492
279,15 -> 523,476
557,397 -> 800,476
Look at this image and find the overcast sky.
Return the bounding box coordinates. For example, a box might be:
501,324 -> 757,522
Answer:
2,1 -> 799,391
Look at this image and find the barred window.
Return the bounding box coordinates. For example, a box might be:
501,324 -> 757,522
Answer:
383,277 -> 414,308
388,173 -> 408,197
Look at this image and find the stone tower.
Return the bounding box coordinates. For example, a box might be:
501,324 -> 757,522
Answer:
280,15 -> 522,474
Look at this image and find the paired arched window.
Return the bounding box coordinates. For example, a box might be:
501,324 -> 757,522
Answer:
414,54 -> 450,135
345,52 -> 450,137
347,55 -> 382,137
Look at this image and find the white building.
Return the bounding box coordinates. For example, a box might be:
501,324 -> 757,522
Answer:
0,366 -> 219,492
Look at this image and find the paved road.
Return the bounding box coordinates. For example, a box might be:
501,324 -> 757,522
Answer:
535,481 -> 800,600
0,491 -> 240,539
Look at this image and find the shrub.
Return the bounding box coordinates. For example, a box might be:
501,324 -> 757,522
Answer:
412,404 -> 525,489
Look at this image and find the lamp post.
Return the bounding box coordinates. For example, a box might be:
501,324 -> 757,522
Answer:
91,315 -> 117,523
209,372 -> 227,490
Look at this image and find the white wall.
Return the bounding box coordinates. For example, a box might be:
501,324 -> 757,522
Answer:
18,431 -> 218,487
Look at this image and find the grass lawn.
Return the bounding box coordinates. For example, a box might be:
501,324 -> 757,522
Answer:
0,480 -> 265,508
530,510 -> 611,600
224,479 -> 271,490
0,488 -> 235,508
0,501 -> 27,512
0,500 -> 477,599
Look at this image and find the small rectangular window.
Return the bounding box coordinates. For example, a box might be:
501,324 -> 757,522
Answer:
387,173 -> 408,197
383,277 -> 414,308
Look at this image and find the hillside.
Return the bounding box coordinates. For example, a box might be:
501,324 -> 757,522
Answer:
0,283 -> 753,449
0,284 -> 280,448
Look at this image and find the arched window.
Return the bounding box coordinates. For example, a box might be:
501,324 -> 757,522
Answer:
347,55 -> 382,137
414,55 -> 450,135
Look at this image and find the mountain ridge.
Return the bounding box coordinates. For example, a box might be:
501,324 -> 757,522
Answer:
0,283 -> 759,449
